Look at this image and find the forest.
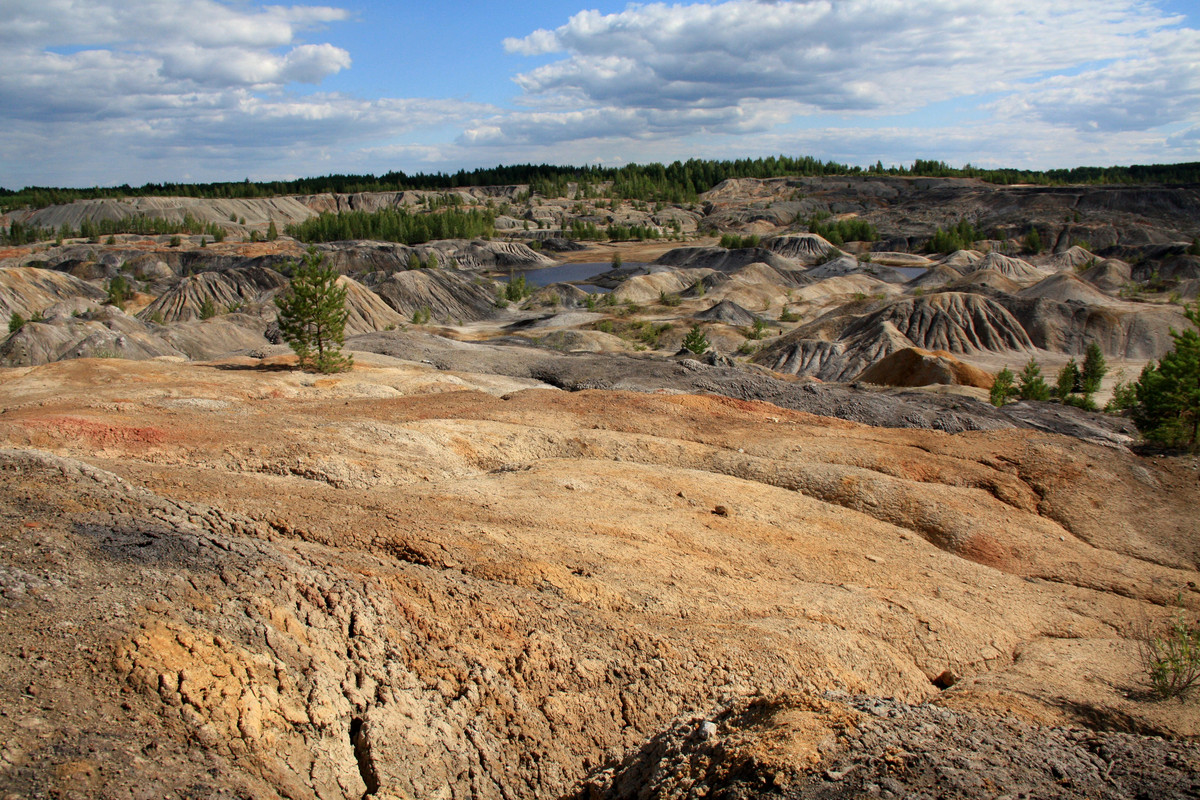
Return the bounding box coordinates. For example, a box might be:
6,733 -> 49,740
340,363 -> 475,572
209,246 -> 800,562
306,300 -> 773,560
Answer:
3,157 -> 1199,212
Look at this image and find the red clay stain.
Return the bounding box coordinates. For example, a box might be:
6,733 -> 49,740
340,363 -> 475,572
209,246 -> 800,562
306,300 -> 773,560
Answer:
21,416 -> 167,448
960,533 -> 1012,571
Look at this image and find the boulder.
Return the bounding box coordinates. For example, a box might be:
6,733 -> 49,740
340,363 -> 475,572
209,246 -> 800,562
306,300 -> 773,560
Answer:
855,347 -> 995,389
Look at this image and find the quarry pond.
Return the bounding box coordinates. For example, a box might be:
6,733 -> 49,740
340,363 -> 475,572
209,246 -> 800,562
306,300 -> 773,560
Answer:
496,260 -> 651,292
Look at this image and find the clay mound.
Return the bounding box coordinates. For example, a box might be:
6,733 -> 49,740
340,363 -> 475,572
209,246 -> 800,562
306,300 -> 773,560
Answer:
138,266 -> 287,323
796,275 -> 899,304
319,239 -> 556,274
994,295 -> 1188,358
652,246 -> 800,274
763,233 -> 838,264
1018,272 -> 1118,306
0,266 -> 107,319
517,329 -> 628,353
846,293 -> 1034,355
866,252 -> 936,268
0,310 -> 188,366
962,253 -> 1046,283
1,302 -> 272,366
855,347 -> 995,388
940,250 -> 985,269
805,255 -> 908,283
758,292 -> 1032,382
530,283 -> 589,308
946,268 -> 1022,294
693,263 -> 810,312
694,300 -> 761,326
1080,258 -> 1132,292
611,269 -> 708,304
1,320 -> 97,366
752,317 -> 916,382
336,275 -> 406,335
373,268 -> 500,323
1157,254 -> 1200,282
907,263 -> 962,290
447,240 -> 557,270
1043,245 -> 1098,272
158,317 -> 272,360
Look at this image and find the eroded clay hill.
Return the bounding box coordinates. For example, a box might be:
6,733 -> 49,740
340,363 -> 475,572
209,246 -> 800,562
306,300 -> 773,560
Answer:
1,355 -> 1198,799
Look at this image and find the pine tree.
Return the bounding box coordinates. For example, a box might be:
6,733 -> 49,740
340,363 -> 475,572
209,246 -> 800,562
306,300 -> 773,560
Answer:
1134,301 -> 1200,449
990,366 -> 1017,406
275,247 -> 353,373
1082,341 -> 1107,394
266,220 -> 279,241
199,297 -> 217,320
1017,358 -> 1051,401
682,324 -> 709,355
1055,359 -> 1080,400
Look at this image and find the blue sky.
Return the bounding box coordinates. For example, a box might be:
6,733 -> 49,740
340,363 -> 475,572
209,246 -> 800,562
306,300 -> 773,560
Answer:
1,0 -> 1198,189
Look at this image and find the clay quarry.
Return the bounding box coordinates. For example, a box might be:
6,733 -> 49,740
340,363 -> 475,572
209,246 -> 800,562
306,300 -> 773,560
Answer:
2,174 -> 1200,799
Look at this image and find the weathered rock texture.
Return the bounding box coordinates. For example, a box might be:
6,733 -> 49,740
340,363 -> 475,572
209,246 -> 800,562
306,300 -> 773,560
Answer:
0,356 -> 1196,800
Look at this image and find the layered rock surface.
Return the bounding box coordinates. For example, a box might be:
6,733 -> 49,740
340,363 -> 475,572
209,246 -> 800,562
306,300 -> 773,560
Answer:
0,356 -> 1197,800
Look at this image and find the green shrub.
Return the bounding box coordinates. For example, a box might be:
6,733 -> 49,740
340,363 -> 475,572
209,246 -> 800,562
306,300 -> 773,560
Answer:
682,324 -> 709,354
779,306 -> 800,322
106,276 -> 131,309
990,366 -> 1017,406
659,291 -> 681,307
199,297 -> 217,319
8,312 -> 27,333
1017,358 -> 1051,401
745,318 -> 769,340
503,275 -> 532,302
1138,611 -> 1200,699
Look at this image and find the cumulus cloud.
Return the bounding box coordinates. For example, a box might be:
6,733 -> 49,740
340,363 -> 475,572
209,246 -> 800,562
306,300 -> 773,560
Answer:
488,0 -> 1197,150
504,0 -> 1175,111
991,28 -> 1200,133
0,0 -> 494,186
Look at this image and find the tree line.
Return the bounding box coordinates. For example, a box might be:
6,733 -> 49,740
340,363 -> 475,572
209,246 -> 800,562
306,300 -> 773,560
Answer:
5,157 -> 1199,212
284,207 -> 495,245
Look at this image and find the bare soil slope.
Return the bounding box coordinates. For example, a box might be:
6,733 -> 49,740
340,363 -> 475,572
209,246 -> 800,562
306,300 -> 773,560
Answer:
1,356 -> 1198,799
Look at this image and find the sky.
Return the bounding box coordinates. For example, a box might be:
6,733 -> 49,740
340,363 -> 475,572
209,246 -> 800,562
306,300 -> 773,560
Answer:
1,0 -> 1198,189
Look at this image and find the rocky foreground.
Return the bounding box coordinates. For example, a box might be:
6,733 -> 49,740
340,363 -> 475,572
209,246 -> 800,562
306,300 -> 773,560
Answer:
1,354 -> 1198,799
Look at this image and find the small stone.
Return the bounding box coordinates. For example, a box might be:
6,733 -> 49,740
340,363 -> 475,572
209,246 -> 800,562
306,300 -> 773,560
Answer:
698,721 -> 718,740
712,505 -> 729,517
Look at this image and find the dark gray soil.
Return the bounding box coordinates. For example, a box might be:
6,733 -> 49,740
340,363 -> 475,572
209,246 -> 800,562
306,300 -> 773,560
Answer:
348,330 -> 1136,447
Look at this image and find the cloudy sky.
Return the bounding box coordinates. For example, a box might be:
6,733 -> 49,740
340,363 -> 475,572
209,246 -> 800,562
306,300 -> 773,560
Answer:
2,0 -> 1198,188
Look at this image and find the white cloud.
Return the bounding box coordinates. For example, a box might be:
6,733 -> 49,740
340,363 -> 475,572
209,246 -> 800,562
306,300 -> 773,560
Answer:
504,0 -> 1176,112
0,0 -> 492,186
488,0 -> 1197,151
991,28 -> 1200,133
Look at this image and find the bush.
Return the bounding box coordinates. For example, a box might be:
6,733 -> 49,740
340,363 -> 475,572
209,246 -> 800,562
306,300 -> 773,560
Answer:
990,366 -> 1017,406
1022,228 -> 1042,254
8,312 -> 27,333
682,324 -> 709,354
1017,358 -> 1051,401
659,291 -> 681,307
1133,301 -> 1200,449
779,306 -> 800,322
1082,341 -> 1107,393
503,275 -> 532,302
1138,611 -> 1200,699
199,297 -> 217,319
106,276 -> 131,309
745,318 -> 769,340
